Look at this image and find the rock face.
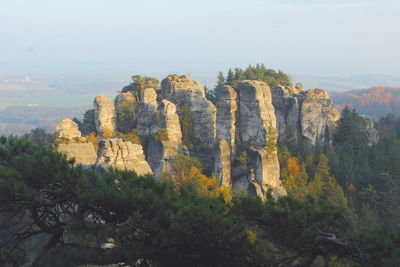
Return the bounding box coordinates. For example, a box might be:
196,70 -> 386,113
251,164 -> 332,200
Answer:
67,73 -> 378,200
115,92 -> 138,134
233,80 -> 286,199
360,115 -> 379,146
160,75 -> 216,173
55,119 -> 97,166
94,95 -> 116,138
96,138 -> 152,176
272,86 -> 340,145
137,88 -> 159,136
301,89 -> 340,145
56,119 -> 81,139
146,100 -> 183,176
216,86 -> 237,153
57,143 -> 97,166
214,139 -> 231,186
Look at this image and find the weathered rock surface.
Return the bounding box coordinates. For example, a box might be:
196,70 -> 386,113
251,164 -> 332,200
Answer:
360,115 -> 379,146
160,75 -> 216,173
272,86 -> 340,145
216,86 -> 237,153
137,88 -> 159,136
55,119 -> 97,166
146,100 -> 183,177
57,143 -> 97,166
56,119 -> 81,139
301,89 -> 340,145
214,139 -> 231,186
96,138 -> 152,175
232,80 -> 287,199
115,92 -> 138,134
94,95 -> 116,137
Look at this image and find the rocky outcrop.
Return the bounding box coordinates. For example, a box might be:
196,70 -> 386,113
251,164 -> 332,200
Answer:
56,119 -> 82,139
216,86 -> 237,153
214,139 -> 231,186
360,115 -> 379,146
137,88 -> 159,136
232,80 -> 286,199
272,86 -> 340,145
115,92 -> 138,134
160,75 -> 216,173
146,100 -> 183,177
55,119 -> 97,166
94,95 -> 116,138
301,89 -> 340,145
96,138 -> 152,176
57,143 -> 97,166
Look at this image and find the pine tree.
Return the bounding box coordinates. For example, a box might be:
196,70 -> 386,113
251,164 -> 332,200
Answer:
214,71 -> 225,101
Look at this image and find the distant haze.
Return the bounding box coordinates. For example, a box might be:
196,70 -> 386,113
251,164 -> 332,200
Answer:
1,0 -> 399,77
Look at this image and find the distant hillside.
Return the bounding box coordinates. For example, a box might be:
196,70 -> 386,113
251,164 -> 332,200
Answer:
331,87 -> 400,119
0,106 -> 88,135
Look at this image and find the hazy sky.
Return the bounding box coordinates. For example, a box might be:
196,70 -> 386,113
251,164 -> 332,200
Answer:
1,0 -> 399,77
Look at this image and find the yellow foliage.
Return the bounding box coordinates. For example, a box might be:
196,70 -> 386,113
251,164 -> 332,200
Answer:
287,157 -> 300,177
85,132 -> 99,152
102,128 -> 115,138
246,230 -> 257,244
348,183 -> 357,192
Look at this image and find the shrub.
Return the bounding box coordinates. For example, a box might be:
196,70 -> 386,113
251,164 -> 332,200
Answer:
152,129 -> 169,142
117,129 -> 141,144
85,132 -> 99,152
102,128 -> 115,138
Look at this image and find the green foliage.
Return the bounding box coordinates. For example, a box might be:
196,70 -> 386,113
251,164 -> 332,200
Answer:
223,64 -> 292,88
122,75 -> 159,100
238,150 -> 248,169
152,129 -> 169,142
117,129 -> 141,144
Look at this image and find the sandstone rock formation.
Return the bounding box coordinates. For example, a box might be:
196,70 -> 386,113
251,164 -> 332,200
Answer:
360,115 -> 379,146
137,88 -> 159,136
301,89 -> 340,145
56,119 -> 81,139
55,119 -> 97,166
272,86 -> 340,145
96,138 -> 152,176
160,75 -> 216,173
232,80 -> 286,199
216,85 -> 237,153
94,95 -> 116,138
61,73 -> 379,200
214,139 -> 231,186
146,100 -> 183,177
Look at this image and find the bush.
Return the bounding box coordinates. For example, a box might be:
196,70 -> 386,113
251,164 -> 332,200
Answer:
152,129 -> 169,142
85,132 -> 99,152
101,128 -> 115,138
117,129 -> 141,144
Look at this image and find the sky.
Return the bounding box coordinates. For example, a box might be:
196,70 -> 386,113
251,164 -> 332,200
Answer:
1,0 -> 399,77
